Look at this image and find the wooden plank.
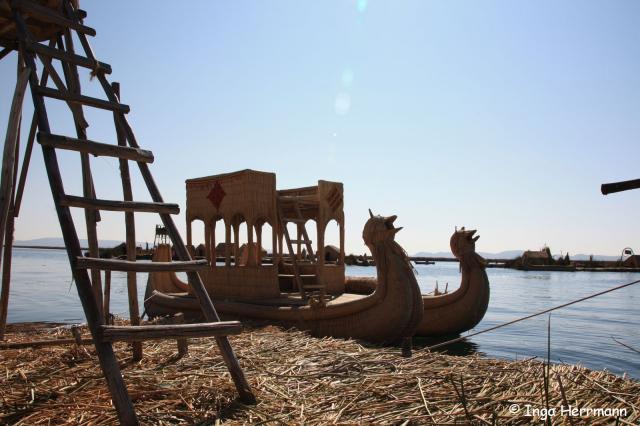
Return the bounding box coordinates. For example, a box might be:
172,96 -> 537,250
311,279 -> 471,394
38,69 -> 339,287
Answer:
283,218 -> 306,223
12,9 -> 138,425
60,195 -> 179,214
601,178 -> 640,195
289,239 -> 312,245
75,257 -> 209,272
38,132 -> 154,163
11,0 -> 97,36
0,46 -> 14,61
98,322 -> 243,343
36,86 -> 128,112
278,274 -> 316,278
0,337 -> 94,349
26,40 -> 110,73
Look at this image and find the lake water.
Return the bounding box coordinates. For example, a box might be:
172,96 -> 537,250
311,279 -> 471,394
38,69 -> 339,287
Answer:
4,248 -> 640,378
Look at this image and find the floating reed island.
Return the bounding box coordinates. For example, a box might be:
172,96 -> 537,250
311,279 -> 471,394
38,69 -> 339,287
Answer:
1,322 -> 638,425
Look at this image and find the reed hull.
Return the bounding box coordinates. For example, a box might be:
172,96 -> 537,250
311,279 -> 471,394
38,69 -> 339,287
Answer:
346,272 -> 490,337
146,236 -> 423,345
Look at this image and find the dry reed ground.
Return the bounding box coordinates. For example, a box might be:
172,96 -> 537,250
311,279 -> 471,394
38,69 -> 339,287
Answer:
1,321 -> 638,425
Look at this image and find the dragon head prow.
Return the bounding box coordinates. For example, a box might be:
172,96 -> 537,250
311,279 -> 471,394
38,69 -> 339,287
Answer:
363,209 -> 403,248
450,226 -> 480,259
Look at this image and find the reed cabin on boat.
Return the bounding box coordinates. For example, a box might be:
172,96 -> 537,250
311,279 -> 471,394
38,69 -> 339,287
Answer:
184,169 -> 345,302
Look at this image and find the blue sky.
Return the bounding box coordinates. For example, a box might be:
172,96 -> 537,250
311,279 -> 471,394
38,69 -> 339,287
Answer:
1,0 -> 639,256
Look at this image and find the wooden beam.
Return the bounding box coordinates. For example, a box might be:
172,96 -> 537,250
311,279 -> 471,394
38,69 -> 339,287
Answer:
112,82 -> 142,360
11,0 -> 97,36
98,322 -> 243,343
0,46 -> 14,61
0,337 -> 94,349
38,132 -> 154,163
60,195 -> 180,214
36,86 -> 128,112
25,41 -> 110,73
75,257 -> 209,272
601,178 -> 640,195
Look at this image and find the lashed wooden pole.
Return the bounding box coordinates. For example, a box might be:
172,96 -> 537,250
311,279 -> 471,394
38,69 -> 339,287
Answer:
112,82 -> 142,360
57,31 -> 103,318
0,67 -> 29,269
0,66 -> 30,340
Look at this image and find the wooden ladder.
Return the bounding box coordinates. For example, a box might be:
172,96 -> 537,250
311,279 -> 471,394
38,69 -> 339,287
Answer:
277,195 -> 326,302
7,1 -> 254,424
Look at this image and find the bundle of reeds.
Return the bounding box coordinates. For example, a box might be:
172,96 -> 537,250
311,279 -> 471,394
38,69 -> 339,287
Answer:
1,321 -> 638,424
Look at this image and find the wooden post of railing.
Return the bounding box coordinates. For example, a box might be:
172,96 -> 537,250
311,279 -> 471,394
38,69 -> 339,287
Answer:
174,313 -> 188,357
112,82 -> 142,361
103,270 -> 111,324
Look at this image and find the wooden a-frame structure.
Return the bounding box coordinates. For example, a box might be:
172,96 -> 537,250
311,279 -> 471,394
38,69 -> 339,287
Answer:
0,1 -> 254,423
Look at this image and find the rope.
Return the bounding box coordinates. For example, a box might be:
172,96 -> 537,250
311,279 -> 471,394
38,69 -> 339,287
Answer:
426,278 -> 640,351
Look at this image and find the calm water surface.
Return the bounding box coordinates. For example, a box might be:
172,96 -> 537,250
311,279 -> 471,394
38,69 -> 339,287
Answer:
6,248 -> 640,378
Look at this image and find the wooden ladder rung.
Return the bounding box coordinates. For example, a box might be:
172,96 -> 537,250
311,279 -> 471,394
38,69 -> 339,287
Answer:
36,86 -> 128,113
75,257 -> 209,272
289,239 -> 311,245
282,218 -> 306,223
38,132 -> 154,163
278,274 -> 316,279
12,0 -> 97,36
97,321 -> 242,343
60,195 -> 179,214
25,40 -> 110,73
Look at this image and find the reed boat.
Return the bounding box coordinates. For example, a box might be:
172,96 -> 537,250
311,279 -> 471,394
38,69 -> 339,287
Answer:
144,170 -> 489,341
341,228 -> 491,336
145,170 -> 423,344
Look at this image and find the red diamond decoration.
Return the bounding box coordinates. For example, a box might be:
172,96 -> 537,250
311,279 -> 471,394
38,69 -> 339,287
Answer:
207,181 -> 226,210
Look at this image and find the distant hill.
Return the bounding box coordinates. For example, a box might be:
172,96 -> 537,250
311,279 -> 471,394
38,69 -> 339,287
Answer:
14,237 -> 146,248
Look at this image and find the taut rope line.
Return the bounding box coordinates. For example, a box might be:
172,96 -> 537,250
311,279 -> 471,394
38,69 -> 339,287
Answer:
426,278 -> 640,351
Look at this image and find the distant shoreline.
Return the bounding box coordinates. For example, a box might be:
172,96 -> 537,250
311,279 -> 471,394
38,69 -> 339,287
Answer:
14,245 -> 88,251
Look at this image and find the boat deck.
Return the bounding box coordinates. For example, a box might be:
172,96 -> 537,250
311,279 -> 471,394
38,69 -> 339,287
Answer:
234,292 -> 367,307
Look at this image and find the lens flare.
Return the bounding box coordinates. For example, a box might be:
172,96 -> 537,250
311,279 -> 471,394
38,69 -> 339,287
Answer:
357,0 -> 367,13
334,93 -> 351,115
341,69 -> 354,87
